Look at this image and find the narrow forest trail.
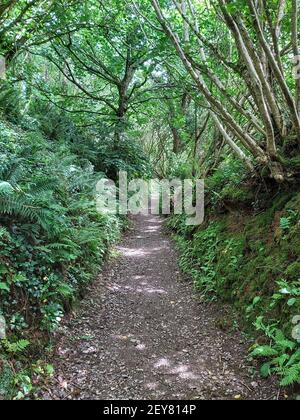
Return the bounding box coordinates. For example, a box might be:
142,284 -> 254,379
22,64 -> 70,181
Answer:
46,214 -> 279,400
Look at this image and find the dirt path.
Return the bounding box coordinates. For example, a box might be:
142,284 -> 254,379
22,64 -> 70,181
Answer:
46,214 -> 280,400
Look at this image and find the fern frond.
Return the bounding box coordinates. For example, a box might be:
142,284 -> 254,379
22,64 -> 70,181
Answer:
0,195 -> 53,231
279,365 -> 300,386
28,177 -> 59,195
251,346 -> 279,357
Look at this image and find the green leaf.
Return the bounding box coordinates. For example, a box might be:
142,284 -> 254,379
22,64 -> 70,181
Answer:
253,296 -> 261,305
280,288 -> 290,295
287,298 -> 297,306
251,346 -> 279,357
280,366 -> 300,386
260,362 -> 272,378
45,364 -> 55,377
0,282 -> 10,292
0,181 -> 14,194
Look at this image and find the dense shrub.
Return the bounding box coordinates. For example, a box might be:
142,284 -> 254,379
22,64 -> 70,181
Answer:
0,118 -> 123,331
0,88 -> 150,397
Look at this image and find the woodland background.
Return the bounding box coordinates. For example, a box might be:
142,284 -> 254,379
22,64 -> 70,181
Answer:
0,0 -> 299,399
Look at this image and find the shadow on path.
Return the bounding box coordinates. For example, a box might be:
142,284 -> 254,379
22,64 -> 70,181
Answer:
46,214 -> 280,400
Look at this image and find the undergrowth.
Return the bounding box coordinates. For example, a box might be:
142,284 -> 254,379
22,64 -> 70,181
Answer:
167,161 -> 300,392
0,87 -> 150,399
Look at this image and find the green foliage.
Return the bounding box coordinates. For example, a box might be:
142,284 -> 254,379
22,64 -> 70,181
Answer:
0,355 -> 54,400
1,339 -> 30,355
0,88 -> 140,397
0,94 -> 133,336
280,210 -> 298,234
93,136 -> 152,180
169,184 -> 300,389
13,373 -> 33,400
2,0 -> 300,399
174,221 -> 225,298
0,360 -> 14,399
205,159 -> 253,207
251,317 -> 300,387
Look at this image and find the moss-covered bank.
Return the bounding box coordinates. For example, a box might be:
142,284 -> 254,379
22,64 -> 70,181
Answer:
167,184 -> 300,389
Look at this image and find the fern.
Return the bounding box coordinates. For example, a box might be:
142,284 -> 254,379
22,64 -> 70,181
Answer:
251,346 -> 279,358
252,317 -> 300,387
2,339 -> 30,354
279,365 -> 300,386
0,181 -> 14,194
0,108 -> 124,340
0,194 -> 52,229
0,158 -> 27,186
27,177 -> 59,195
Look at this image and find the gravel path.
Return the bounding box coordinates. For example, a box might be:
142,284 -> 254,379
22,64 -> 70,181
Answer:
46,214 -> 280,400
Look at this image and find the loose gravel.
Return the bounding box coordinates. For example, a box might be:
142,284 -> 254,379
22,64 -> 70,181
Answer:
45,214 -> 281,400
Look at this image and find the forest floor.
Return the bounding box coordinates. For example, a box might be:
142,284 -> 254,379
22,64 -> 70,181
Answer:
44,213 -> 281,400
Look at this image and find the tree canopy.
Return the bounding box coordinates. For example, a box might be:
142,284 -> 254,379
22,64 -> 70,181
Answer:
2,0 -> 299,182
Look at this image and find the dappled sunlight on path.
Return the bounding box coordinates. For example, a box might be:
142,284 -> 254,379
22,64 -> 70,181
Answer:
46,214 -> 280,400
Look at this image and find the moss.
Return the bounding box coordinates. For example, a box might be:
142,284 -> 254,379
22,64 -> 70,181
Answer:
245,213 -> 272,238
221,184 -> 254,203
284,225 -> 300,257
248,240 -> 265,253
271,192 -> 295,212
0,359 -> 14,399
283,193 -> 300,213
284,261 -> 300,280
172,189 -> 300,337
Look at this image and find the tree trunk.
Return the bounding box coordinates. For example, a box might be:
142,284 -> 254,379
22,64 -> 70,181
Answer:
292,0 -> 300,117
171,127 -> 182,154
